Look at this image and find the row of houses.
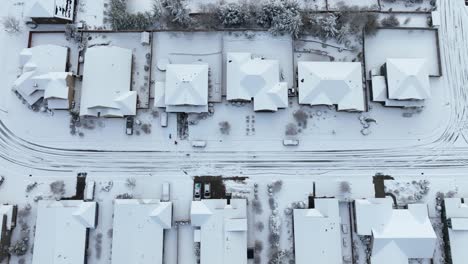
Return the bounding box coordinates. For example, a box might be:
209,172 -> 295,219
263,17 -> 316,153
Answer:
295,197 -> 437,264
8,193 -> 468,264
5,195 -> 448,264
12,43 -> 432,117
21,198 -> 246,264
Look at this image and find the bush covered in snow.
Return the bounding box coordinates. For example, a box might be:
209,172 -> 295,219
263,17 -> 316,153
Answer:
107,0 -> 156,30
381,15 -> 400,27
50,180 -> 66,197
219,121 -> 231,135
256,0 -> 303,38
161,0 -> 192,27
217,2 -> 250,27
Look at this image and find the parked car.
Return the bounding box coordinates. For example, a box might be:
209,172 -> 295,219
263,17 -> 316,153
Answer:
162,182 -> 170,201
126,117 -> 134,135
204,183 -> 211,199
194,183 -> 202,200
160,112 -> 168,127
191,140 -> 207,148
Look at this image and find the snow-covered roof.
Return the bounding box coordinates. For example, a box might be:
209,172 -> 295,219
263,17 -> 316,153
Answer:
354,198 -> 436,264
226,52 -> 288,112
444,198 -> 468,264
111,199 -> 172,264
80,46 -> 137,117
27,0 -> 75,20
298,62 -> 365,112
190,199 -> 247,264
13,45 -> 72,109
164,64 -> 209,113
386,58 -> 431,100
293,198 -> 342,264
371,75 -> 424,108
32,200 -> 97,264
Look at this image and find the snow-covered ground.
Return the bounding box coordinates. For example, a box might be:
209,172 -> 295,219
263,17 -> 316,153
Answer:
1,0 -> 468,263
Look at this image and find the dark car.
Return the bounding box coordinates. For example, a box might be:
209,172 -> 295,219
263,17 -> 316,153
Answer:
126,117 -> 134,135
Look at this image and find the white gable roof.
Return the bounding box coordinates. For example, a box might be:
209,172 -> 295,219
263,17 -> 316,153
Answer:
32,200 -> 97,264
444,198 -> 468,264
190,199 -> 247,264
13,45 -> 71,108
293,198 -> 342,264
386,58 -> 431,100
298,62 -> 365,112
354,198 -> 436,263
80,46 -> 136,117
164,64 -> 208,113
112,199 -> 172,264
28,0 -> 75,20
226,52 -> 288,112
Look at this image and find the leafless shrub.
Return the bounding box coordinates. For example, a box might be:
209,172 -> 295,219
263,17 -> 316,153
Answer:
285,123 -> 298,136
141,123 -> 152,134
219,121 -> 231,135
252,199 -> 263,214
50,181 -> 66,197
293,109 -> 308,127
255,222 -> 265,232
2,16 -> 21,33
339,181 -> 352,194
126,177 -> 136,189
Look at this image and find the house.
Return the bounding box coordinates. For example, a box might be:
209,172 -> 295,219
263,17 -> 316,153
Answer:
154,64 -> 209,113
443,198 -> 468,264
32,200 -> 97,264
371,58 -> 431,107
0,205 -> 17,263
354,198 -> 437,264
293,198 -> 342,264
80,46 -> 137,117
111,199 -> 172,264
27,0 -> 76,24
191,199 -> 247,264
298,62 -> 365,112
226,52 -> 288,112
13,45 -> 73,109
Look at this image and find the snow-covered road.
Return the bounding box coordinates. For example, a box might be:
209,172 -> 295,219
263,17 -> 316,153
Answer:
1,0 -> 468,175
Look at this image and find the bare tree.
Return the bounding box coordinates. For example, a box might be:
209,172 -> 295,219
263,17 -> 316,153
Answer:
2,16 -> 21,34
